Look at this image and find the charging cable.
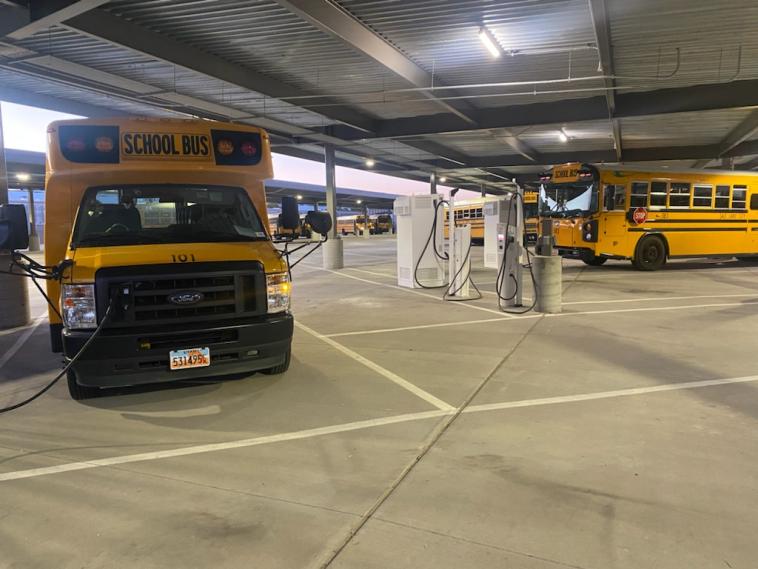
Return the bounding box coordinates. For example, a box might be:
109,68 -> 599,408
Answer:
495,192 -> 539,314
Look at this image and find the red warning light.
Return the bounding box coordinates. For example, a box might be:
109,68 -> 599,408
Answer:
66,138 -> 86,152
240,141 -> 256,156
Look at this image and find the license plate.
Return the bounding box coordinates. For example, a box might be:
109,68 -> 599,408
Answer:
169,347 -> 210,371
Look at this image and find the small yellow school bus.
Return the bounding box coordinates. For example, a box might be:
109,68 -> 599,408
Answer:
45,118 -> 293,399
540,163 -> 758,269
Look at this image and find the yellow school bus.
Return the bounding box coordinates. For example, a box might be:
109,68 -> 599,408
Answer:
444,199 -> 485,243
45,118 -> 293,399
523,190 -> 538,243
540,163 -> 758,269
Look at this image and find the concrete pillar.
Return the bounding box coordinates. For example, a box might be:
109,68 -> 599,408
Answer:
430,172 -> 437,195
27,187 -> 40,252
362,204 -> 370,238
532,255 -> 562,314
0,103 -> 31,329
323,143 -> 343,269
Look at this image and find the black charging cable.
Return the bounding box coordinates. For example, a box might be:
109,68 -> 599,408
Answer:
0,303 -> 113,414
413,198 -> 449,289
495,192 -> 539,315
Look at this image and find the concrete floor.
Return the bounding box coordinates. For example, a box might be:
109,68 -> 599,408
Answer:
2,236 -> 758,568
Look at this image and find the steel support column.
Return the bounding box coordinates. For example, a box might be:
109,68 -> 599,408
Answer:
323,143 -> 343,269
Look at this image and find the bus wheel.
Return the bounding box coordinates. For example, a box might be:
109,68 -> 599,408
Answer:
261,348 -> 291,375
580,251 -> 607,266
66,370 -> 101,400
633,235 -> 666,271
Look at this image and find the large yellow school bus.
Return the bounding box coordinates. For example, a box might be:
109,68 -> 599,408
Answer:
523,190 -> 538,243
540,163 -> 758,269
45,118 -> 293,399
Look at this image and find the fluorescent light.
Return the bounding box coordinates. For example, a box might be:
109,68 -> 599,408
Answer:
296,194 -> 303,200
16,173 -> 31,182
439,176 -> 447,183
356,199 -> 363,204
365,158 -> 375,167
479,27 -> 502,58
558,128 -> 569,143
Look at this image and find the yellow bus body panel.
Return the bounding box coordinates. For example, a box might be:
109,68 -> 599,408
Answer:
44,118 -> 279,325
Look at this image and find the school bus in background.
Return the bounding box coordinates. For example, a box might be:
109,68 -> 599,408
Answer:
523,190 -> 539,243
45,118 -> 293,399
443,195 -> 537,245
539,162 -> 758,270
336,214 -> 393,235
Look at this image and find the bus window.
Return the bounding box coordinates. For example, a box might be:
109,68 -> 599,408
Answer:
693,185 -> 713,208
669,182 -> 691,208
630,182 -> 648,208
751,194 -> 758,210
650,181 -> 667,208
603,184 -> 625,211
715,185 -> 730,208
732,186 -> 747,209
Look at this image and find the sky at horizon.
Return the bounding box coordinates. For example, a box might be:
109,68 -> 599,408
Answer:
1,101 -> 471,198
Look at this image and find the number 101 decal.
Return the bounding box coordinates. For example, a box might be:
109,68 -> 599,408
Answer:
171,253 -> 197,263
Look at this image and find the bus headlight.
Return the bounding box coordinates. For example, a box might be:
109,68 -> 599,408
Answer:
266,273 -> 291,313
62,284 -> 97,329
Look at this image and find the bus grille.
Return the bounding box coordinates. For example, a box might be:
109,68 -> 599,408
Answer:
95,262 -> 266,327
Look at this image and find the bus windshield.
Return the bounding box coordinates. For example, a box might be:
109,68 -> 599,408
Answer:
539,182 -> 597,217
72,184 -> 268,248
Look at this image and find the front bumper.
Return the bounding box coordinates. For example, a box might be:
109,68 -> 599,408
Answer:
63,314 -> 293,388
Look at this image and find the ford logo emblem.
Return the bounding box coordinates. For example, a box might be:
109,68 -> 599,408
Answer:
167,291 -> 204,305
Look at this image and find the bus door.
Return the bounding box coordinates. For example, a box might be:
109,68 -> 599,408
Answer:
601,184 -> 628,253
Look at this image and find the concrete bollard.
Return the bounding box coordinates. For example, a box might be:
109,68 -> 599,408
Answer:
532,254 -> 561,314
0,253 -> 31,329
322,236 -> 344,269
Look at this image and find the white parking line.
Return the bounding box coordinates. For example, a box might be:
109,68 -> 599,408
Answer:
563,292 -> 758,305
295,321 -> 456,412
0,313 -> 47,371
324,317 -> 513,338
553,300 -> 758,318
318,267 -> 515,318
3,373 -> 756,484
0,409 -> 452,483
465,374 -> 758,414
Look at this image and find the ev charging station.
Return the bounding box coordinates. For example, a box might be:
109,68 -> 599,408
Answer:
485,192 -> 524,308
394,194 -> 445,288
447,192 -> 471,298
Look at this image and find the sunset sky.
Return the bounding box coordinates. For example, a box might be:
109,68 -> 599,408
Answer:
2,101 -> 464,198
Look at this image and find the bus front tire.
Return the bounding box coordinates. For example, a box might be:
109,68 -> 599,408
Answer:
580,251 -> 607,266
66,370 -> 101,400
633,235 -> 666,271
261,348 -> 291,375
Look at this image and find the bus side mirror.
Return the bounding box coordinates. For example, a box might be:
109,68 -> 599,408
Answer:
0,204 -> 29,251
280,196 -> 300,230
305,211 -> 332,235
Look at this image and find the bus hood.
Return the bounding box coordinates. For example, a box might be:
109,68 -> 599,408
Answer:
67,241 -> 287,282
552,218 -> 583,248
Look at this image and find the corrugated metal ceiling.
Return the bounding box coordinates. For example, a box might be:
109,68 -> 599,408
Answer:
1,0 -> 757,184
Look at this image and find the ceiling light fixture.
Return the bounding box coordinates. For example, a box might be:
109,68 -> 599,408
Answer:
439,176 -> 447,183
296,194 -> 303,200
365,158 -> 375,167
478,26 -> 502,58
16,172 -> 31,182
356,199 -> 363,204
558,128 -> 570,143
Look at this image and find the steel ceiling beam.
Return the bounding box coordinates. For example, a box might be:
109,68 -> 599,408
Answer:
2,0 -> 109,40
65,9 -> 377,133
489,130 -> 541,162
271,0 -> 477,126
64,8 -> 473,170
0,84 -> 131,118
325,79 -> 758,140
587,0 -> 622,161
